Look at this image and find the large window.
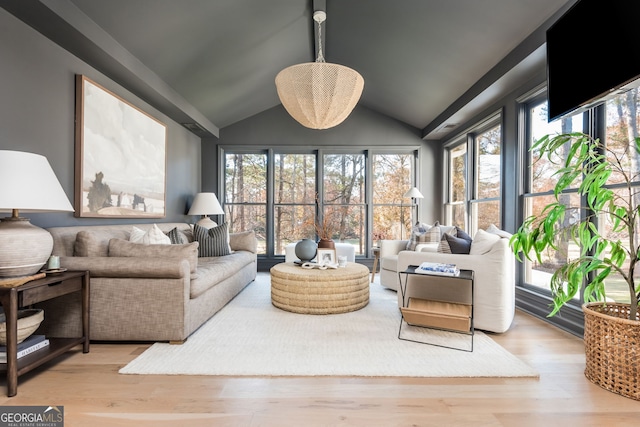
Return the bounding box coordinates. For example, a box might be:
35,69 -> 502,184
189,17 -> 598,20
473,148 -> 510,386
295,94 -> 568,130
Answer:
445,116 -> 502,234
273,153 -> 316,255
225,152 -> 268,254
521,99 -> 583,297
222,148 -> 419,258
600,87 -> 640,303
445,144 -> 467,229
323,153 -> 366,253
519,88 -> 640,306
371,154 -> 414,244
472,125 -> 501,232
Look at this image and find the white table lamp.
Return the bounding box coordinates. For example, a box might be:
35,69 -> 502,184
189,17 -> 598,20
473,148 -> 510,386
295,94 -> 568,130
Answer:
188,192 -> 224,229
0,151 -> 74,278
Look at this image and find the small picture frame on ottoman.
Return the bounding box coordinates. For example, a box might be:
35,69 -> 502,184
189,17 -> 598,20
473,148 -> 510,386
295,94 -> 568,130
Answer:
317,248 -> 337,266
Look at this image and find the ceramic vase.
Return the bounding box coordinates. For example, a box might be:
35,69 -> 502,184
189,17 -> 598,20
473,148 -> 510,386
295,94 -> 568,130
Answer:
295,239 -> 317,262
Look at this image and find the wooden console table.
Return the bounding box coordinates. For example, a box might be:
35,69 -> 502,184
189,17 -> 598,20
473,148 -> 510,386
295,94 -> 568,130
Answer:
0,270 -> 90,396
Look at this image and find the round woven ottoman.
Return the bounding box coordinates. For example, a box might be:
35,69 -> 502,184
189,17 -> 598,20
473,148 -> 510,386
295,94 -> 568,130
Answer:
270,262 -> 370,314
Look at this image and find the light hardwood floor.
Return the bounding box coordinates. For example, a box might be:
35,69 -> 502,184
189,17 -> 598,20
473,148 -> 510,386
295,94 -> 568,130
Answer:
1,277 -> 638,426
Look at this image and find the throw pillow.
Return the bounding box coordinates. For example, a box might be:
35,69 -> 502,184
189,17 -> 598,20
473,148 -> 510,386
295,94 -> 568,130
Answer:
426,221 -> 442,243
108,238 -> 199,274
486,223 -> 513,239
129,224 -> 171,245
455,226 -> 473,244
166,227 -> 190,245
406,222 -> 431,251
74,231 -> 104,257
194,222 -> 231,257
437,232 -> 472,254
425,221 -> 457,243
469,229 -> 501,255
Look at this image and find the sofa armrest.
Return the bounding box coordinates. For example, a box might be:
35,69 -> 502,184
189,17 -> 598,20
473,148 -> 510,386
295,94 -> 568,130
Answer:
60,256 -> 190,279
379,239 -> 409,258
230,230 -> 257,253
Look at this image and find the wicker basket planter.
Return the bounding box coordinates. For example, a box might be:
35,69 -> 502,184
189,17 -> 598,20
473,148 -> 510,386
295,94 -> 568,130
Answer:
583,302 -> 640,400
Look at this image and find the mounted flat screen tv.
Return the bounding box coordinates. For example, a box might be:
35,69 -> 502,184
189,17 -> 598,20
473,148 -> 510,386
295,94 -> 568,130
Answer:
546,0 -> 640,122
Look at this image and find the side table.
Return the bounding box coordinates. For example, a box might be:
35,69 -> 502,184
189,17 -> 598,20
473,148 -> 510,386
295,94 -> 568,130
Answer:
370,247 -> 380,283
0,270 -> 90,396
398,266 -> 474,352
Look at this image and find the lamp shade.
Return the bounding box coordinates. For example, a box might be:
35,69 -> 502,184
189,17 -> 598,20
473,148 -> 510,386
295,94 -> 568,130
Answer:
0,151 -> 74,213
0,150 -> 74,278
275,62 -> 364,130
188,192 -> 224,216
403,187 -> 424,199
188,192 -> 224,228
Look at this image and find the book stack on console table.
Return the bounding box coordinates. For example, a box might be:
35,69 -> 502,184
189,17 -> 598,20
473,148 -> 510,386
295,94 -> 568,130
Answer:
0,335 -> 50,363
414,262 -> 460,276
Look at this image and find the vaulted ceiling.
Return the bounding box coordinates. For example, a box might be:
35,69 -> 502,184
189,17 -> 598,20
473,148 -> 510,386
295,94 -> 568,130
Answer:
1,0 -> 574,139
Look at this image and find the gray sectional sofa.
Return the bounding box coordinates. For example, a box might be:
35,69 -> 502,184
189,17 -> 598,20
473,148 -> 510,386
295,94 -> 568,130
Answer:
38,223 -> 257,343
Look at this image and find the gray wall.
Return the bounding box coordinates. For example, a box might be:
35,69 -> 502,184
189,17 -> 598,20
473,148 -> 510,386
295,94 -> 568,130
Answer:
0,9 -> 202,229
204,103 -> 442,223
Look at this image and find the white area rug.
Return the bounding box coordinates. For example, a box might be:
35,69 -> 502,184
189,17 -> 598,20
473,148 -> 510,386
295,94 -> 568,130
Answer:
120,273 -> 538,378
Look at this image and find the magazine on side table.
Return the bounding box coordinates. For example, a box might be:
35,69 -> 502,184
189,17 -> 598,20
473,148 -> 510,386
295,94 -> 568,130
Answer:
414,262 -> 460,277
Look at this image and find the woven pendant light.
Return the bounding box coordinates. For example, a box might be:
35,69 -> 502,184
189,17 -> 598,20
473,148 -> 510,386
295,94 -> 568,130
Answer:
275,11 -> 364,130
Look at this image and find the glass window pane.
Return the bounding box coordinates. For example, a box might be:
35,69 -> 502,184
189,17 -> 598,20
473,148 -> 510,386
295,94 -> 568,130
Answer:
473,200 -> 500,230
274,154 -> 316,203
323,154 -> 365,204
225,153 -> 267,203
225,204 -> 266,254
325,205 -> 365,255
449,203 -> 466,229
450,145 -> 466,203
372,154 -> 412,204
522,193 -> 580,299
372,153 -> 413,241
274,205 -> 316,255
372,205 -> 411,244
476,126 -> 501,199
530,104 -> 583,193
605,87 -> 640,185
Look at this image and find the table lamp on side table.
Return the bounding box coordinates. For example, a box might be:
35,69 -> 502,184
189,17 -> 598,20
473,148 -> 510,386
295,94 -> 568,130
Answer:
188,192 -> 224,229
0,150 -> 74,278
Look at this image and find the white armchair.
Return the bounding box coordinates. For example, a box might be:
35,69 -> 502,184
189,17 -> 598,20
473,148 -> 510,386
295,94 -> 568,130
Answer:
380,236 -> 515,333
379,239 -> 438,291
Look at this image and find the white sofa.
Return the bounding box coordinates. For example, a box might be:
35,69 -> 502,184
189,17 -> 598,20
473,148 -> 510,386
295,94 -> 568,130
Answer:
379,231 -> 515,333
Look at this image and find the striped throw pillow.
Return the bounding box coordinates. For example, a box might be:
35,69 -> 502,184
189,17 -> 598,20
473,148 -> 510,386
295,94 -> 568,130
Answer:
194,223 -> 231,257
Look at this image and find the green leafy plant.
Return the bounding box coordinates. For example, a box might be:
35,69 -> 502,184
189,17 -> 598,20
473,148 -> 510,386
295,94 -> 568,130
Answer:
510,132 -> 640,320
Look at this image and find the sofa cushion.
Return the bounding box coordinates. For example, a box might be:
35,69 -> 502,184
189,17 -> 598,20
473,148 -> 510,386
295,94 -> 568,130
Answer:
130,224 -> 171,245
194,223 -> 231,257
108,238 -> 199,273
190,251 -> 256,298
469,229 -> 501,255
74,231 -> 105,257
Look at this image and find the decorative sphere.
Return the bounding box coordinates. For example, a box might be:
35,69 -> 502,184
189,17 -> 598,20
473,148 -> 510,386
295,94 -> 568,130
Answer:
295,239 -> 317,262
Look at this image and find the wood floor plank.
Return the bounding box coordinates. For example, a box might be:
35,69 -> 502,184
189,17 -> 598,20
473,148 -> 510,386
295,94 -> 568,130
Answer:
0,304 -> 636,426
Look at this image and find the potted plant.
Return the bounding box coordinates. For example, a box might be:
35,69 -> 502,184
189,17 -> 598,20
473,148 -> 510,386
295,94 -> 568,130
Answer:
510,131 -> 640,400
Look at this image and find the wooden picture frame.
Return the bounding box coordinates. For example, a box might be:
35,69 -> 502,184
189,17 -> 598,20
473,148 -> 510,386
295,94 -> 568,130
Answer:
316,248 -> 337,266
74,75 -> 167,218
